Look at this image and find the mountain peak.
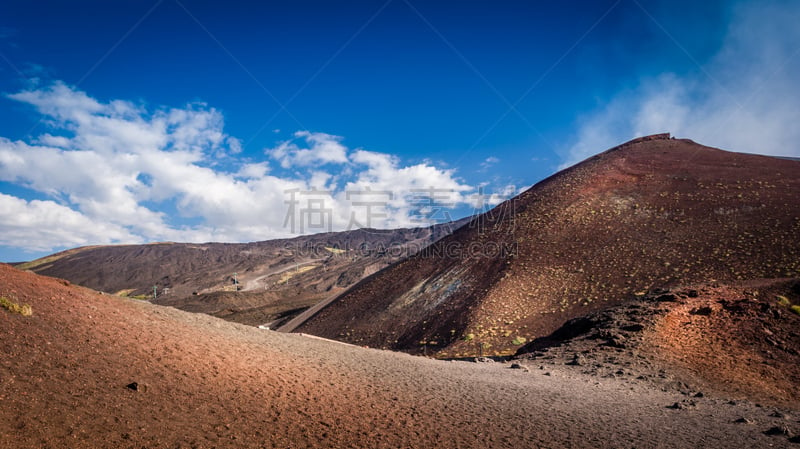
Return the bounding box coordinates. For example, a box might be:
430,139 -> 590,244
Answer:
296,137 -> 800,357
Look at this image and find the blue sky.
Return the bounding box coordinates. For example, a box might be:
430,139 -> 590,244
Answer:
0,0 -> 798,262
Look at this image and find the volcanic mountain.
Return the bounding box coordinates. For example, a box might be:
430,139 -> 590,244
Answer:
295,134 -> 800,357
20,222 -> 464,328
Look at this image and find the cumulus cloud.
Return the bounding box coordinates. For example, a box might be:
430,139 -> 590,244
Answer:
268,130 -> 349,168
341,149 -> 474,228
0,193 -> 139,252
0,83 -> 479,254
560,0 -> 800,169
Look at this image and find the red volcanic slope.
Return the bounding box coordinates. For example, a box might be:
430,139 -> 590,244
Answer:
2,263 -> 796,449
296,135 -> 800,356
515,278 -> 800,408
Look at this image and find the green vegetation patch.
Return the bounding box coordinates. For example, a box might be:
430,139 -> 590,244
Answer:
0,296 -> 32,316
790,305 -> 800,316
116,289 -> 151,300
15,246 -> 98,271
15,254 -> 65,271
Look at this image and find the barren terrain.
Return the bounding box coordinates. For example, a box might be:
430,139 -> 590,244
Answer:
516,278 -> 800,408
296,135 -> 800,356
19,222 -> 463,328
2,264 -> 798,448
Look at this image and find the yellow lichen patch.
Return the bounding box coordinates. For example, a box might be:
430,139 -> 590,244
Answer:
0,296 -> 32,316
16,254 -> 66,271
15,246 -> 100,271
324,247 -> 346,254
115,289 -> 137,297
277,265 -> 318,284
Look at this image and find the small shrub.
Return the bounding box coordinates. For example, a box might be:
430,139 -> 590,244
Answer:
0,296 -> 32,316
463,333 -> 474,341
776,295 -> 791,307
790,305 -> 800,316
512,336 -> 527,346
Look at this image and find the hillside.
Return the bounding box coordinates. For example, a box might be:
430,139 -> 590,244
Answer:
295,134 -> 800,356
2,263 -> 798,448
19,221 -> 463,327
514,278 -> 800,409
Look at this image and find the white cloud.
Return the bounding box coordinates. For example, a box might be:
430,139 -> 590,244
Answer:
235,162 -> 269,179
0,193 -> 139,252
342,149 -> 473,228
9,82 -> 104,121
479,156 -> 500,171
0,83 -> 477,254
268,130 -> 349,168
560,0 -> 800,169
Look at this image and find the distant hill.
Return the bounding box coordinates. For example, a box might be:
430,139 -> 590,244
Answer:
295,134 -> 800,357
19,220 -> 466,327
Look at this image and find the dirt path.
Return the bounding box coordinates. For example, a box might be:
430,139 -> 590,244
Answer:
275,290 -> 345,333
241,259 -> 321,291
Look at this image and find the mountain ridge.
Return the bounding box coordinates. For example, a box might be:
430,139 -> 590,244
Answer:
20,219 -> 468,327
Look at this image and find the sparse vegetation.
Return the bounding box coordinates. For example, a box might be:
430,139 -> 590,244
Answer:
511,336 -> 527,346
775,295 -> 799,315
116,289 -> 150,300
15,246 -> 95,271
277,265 -> 318,284
15,254 -> 64,271
0,296 -> 32,316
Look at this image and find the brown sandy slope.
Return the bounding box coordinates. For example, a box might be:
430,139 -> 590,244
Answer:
515,279 -> 800,409
642,279 -> 800,407
295,134 -> 800,356
2,264 -> 799,448
19,222 -> 463,327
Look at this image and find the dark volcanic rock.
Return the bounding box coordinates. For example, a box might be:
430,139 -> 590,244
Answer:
764,425 -> 791,436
